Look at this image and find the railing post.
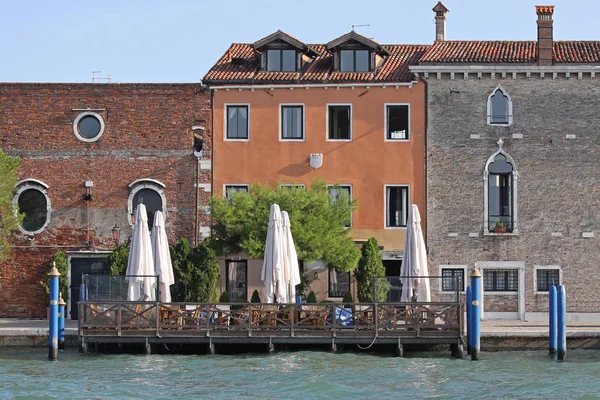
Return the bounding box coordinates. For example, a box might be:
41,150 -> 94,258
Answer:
374,303 -> 378,333
290,304 -> 295,338
247,304 -> 252,337
48,262 -> 60,361
117,303 -> 122,337
155,302 -> 160,336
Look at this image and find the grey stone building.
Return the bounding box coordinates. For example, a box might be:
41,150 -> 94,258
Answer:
412,4 -> 600,321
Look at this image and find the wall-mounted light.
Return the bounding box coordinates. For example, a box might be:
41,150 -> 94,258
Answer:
111,224 -> 121,245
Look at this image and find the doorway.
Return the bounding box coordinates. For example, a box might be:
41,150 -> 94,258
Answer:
68,255 -> 109,320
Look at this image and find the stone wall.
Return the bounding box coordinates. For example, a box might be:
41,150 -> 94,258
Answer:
0,83 -> 212,318
424,74 -> 600,317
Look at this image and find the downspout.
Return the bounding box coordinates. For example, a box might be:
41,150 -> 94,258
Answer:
422,76 -> 429,248
194,155 -> 200,247
210,88 -> 215,235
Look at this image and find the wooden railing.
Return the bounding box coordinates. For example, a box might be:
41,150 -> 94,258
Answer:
79,302 -> 462,337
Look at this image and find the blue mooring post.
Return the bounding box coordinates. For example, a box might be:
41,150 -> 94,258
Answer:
48,262 -> 61,360
549,285 -> 557,354
466,286 -> 472,355
557,285 -> 567,360
470,266 -> 482,361
58,294 -> 66,350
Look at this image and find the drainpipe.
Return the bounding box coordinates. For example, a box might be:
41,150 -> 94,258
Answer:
195,156 -> 200,247
422,76 -> 429,247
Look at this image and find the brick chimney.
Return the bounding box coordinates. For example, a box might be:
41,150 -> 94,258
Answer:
433,2 -> 449,41
536,5 -> 555,66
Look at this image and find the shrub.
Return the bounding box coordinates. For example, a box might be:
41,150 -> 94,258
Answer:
355,237 -> 387,302
107,243 -> 129,275
342,291 -> 354,307
250,290 -> 261,303
306,291 -> 317,304
40,251 -> 70,305
219,291 -> 231,303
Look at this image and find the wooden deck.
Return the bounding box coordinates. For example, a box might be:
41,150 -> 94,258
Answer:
78,301 -> 464,355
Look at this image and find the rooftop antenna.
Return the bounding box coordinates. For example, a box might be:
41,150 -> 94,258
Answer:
351,24 -> 370,32
92,71 -> 111,83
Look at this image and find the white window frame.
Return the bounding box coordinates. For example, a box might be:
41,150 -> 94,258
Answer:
279,103 -> 305,141
327,184 -> 353,227
483,140 -> 519,236
224,184 -> 250,198
477,261 -> 525,321
384,103 -> 411,142
533,265 -> 562,294
73,111 -> 105,143
384,184 -> 410,229
487,85 -> 513,126
127,179 -> 167,226
224,103 -> 250,142
13,179 -> 52,235
438,265 -> 468,293
326,103 -> 352,142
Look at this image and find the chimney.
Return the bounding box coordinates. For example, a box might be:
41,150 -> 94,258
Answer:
536,5 -> 555,66
433,2 -> 449,41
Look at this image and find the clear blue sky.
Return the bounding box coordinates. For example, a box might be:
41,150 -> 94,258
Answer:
0,0 -> 596,83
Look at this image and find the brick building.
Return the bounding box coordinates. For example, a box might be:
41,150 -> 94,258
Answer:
0,83 -> 211,319
204,30 -> 428,302
412,5 -> 600,320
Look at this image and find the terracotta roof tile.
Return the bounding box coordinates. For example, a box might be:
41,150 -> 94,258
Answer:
554,41 -> 600,63
535,5 -> 554,14
376,45 -> 429,81
420,41 -> 537,63
202,44 -> 258,82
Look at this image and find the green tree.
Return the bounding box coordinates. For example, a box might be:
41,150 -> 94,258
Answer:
355,238 -> 387,302
172,238 -> 220,302
210,178 -> 360,272
0,150 -> 21,261
40,251 -> 70,305
107,243 -> 129,275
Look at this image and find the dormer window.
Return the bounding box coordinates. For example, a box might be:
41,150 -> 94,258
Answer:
340,49 -> 370,72
267,49 -> 297,72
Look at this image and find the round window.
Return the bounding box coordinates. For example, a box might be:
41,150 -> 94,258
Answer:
132,188 -> 163,228
73,112 -> 105,142
18,188 -> 49,233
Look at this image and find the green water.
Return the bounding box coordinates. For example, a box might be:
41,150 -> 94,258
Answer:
1,348 -> 598,399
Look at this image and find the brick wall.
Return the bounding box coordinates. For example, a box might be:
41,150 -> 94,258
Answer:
0,83 -> 212,318
423,74 -> 600,315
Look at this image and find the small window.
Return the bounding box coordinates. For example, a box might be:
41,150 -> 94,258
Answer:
225,185 -> 249,199
328,105 -> 351,140
329,268 -> 351,298
226,105 -> 249,140
487,86 -> 513,126
281,105 -> 304,140
14,180 -> 51,234
442,268 -> 465,292
386,186 -> 409,227
386,105 -> 409,140
267,49 -> 296,72
128,180 -> 166,228
226,260 -> 248,302
328,185 -> 352,227
340,49 -> 370,72
536,268 -> 560,292
483,269 -> 518,291
73,112 -> 105,142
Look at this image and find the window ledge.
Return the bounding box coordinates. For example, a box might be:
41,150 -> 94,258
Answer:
483,230 -> 519,236
385,226 -> 408,230
484,291 -> 518,295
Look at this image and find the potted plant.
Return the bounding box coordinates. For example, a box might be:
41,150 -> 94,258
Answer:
494,222 -> 507,233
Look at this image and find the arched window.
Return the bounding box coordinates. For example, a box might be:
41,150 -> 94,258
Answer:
484,139 -> 518,234
13,179 -> 52,234
128,179 -> 166,228
487,85 -> 513,126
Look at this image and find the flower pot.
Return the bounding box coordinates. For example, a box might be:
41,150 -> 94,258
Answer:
494,227 -> 507,233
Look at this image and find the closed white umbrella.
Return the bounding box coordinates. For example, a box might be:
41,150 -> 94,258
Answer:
125,203 -> 156,301
151,211 -> 174,303
400,204 -> 431,302
281,211 -> 301,303
261,204 -> 285,303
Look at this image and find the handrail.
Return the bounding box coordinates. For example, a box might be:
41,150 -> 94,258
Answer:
79,301 -> 463,338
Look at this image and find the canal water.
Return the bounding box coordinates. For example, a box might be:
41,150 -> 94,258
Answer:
1,348 -> 598,399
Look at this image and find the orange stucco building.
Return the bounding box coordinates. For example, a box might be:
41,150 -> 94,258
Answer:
204,31 -> 428,302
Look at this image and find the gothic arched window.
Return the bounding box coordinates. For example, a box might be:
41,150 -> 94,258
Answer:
487,86 -> 513,126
